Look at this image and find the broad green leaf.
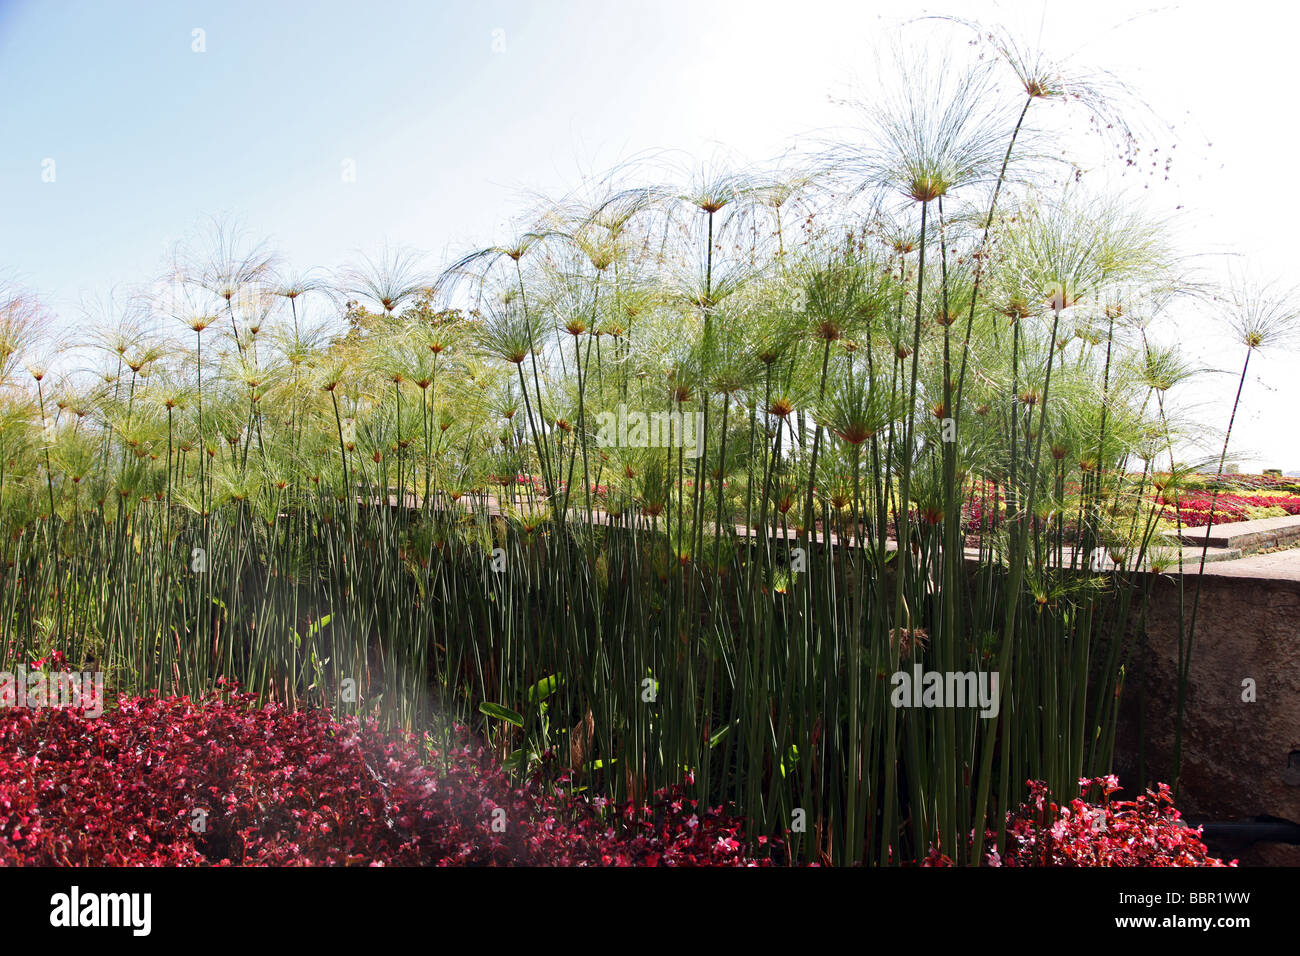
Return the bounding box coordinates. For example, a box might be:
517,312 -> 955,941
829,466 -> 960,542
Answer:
526,673 -> 564,703
479,701 -> 524,727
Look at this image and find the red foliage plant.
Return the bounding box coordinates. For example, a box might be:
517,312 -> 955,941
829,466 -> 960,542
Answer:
924,776 -> 1235,867
0,689 -> 772,866
1158,490 -> 1300,526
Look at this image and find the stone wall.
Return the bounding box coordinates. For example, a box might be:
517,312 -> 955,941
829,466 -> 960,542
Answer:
1113,569 -> 1300,865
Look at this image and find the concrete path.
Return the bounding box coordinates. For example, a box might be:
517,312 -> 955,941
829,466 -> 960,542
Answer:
1194,547 -> 1300,581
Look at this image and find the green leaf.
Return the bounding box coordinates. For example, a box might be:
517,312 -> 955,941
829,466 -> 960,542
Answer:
479,701 -> 524,727
290,614 -> 331,650
709,721 -> 734,748
780,744 -> 799,778
501,749 -> 527,772
526,673 -> 564,704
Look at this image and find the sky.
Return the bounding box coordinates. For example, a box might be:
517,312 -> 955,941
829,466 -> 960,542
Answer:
1,0 -> 1297,470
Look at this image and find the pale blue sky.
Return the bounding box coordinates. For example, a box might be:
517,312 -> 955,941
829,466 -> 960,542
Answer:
2,0 -> 1298,469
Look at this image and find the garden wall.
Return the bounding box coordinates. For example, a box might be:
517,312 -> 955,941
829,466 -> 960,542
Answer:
1113,564 -> 1300,865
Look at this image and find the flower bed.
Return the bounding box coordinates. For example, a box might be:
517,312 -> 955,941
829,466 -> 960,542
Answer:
0,693 -> 1227,867
0,691 -> 770,866
1183,473 -> 1300,494
1157,490 -> 1300,527
924,777 -> 1234,867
